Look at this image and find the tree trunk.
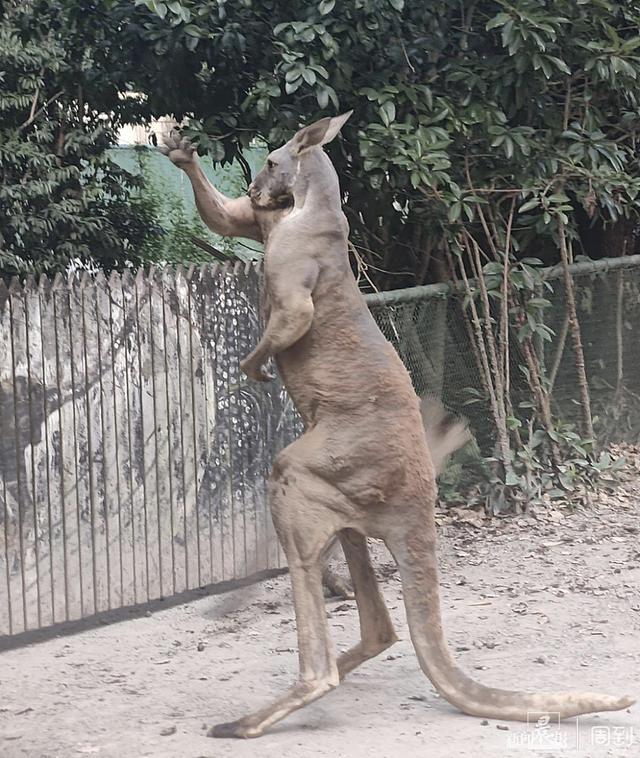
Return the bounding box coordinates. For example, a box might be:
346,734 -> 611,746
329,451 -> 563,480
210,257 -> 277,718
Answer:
558,222 -> 594,442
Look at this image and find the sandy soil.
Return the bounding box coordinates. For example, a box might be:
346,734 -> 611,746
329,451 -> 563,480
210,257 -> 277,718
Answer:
1,481 -> 639,758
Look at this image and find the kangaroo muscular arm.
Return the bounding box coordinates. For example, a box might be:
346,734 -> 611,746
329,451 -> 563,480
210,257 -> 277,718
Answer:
183,161 -> 263,242
240,259 -> 319,382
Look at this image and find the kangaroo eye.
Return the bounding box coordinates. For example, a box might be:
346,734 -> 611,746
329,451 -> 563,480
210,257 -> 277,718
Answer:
267,159 -> 276,169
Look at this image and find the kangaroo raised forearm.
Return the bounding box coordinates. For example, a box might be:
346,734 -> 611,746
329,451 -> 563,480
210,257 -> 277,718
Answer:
159,131 -> 262,242
183,162 -> 262,242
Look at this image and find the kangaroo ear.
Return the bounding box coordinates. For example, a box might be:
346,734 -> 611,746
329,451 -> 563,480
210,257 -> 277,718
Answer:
290,111 -> 353,155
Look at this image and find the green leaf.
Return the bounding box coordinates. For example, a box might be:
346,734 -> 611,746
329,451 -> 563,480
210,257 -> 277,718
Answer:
486,12 -> 511,32
302,69 -> 317,85
503,136 -> 514,159
316,87 -> 329,109
448,202 -> 462,222
527,297 -> 551,308
285,67 -> 303,82
379,100 -> 396,127
519,198 -> 539,213
185,34 -> 199,50
318,0 -> 335,15
285,78 -> 302,94
559,473 -> 575,490
256,98 -> 269,118
389,0 -> 404,10
326,85 -> 340,109
505,469 -> 520,486
309,64 -> 329,78
548,56 -> 571,75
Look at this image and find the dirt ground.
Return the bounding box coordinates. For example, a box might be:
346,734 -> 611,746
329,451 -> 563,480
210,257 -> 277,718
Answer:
1,472 -> 639,758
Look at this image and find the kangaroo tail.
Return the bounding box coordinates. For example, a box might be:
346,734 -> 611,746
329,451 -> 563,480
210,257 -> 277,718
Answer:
388,531 -> 635,720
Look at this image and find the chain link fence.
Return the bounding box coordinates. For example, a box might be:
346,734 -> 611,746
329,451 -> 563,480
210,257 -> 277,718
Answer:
367,255 -> 640,456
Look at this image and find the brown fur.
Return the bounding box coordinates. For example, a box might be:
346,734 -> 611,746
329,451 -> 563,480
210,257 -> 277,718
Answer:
160,118 -> 634,739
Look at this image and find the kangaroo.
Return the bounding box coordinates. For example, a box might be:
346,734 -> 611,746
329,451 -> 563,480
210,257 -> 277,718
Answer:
160,114 -> 634,739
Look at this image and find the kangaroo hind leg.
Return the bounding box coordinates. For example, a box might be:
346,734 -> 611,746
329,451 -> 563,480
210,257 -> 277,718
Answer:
210,466 -> 343,738
336,528 -> 397,679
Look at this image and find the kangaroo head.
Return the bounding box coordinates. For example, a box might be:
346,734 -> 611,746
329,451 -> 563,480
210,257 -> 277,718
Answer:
248,111 -> 352,210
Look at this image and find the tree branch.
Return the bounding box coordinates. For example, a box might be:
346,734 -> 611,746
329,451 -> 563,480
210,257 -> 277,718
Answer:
19,90 -> 64,132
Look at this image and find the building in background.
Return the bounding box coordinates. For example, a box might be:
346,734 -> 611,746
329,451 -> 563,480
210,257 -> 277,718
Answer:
112,114 -> 263,263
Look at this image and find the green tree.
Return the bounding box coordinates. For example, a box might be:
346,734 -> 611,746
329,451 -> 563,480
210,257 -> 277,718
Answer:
5,0 -> 640,282
0,0 -> 161,278
125,0 -> 640,287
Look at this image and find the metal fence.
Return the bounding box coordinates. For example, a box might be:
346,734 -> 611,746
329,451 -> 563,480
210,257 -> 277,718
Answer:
0,263 -> 300,636
367,254 -> 640,454
2,256 -> 640,636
